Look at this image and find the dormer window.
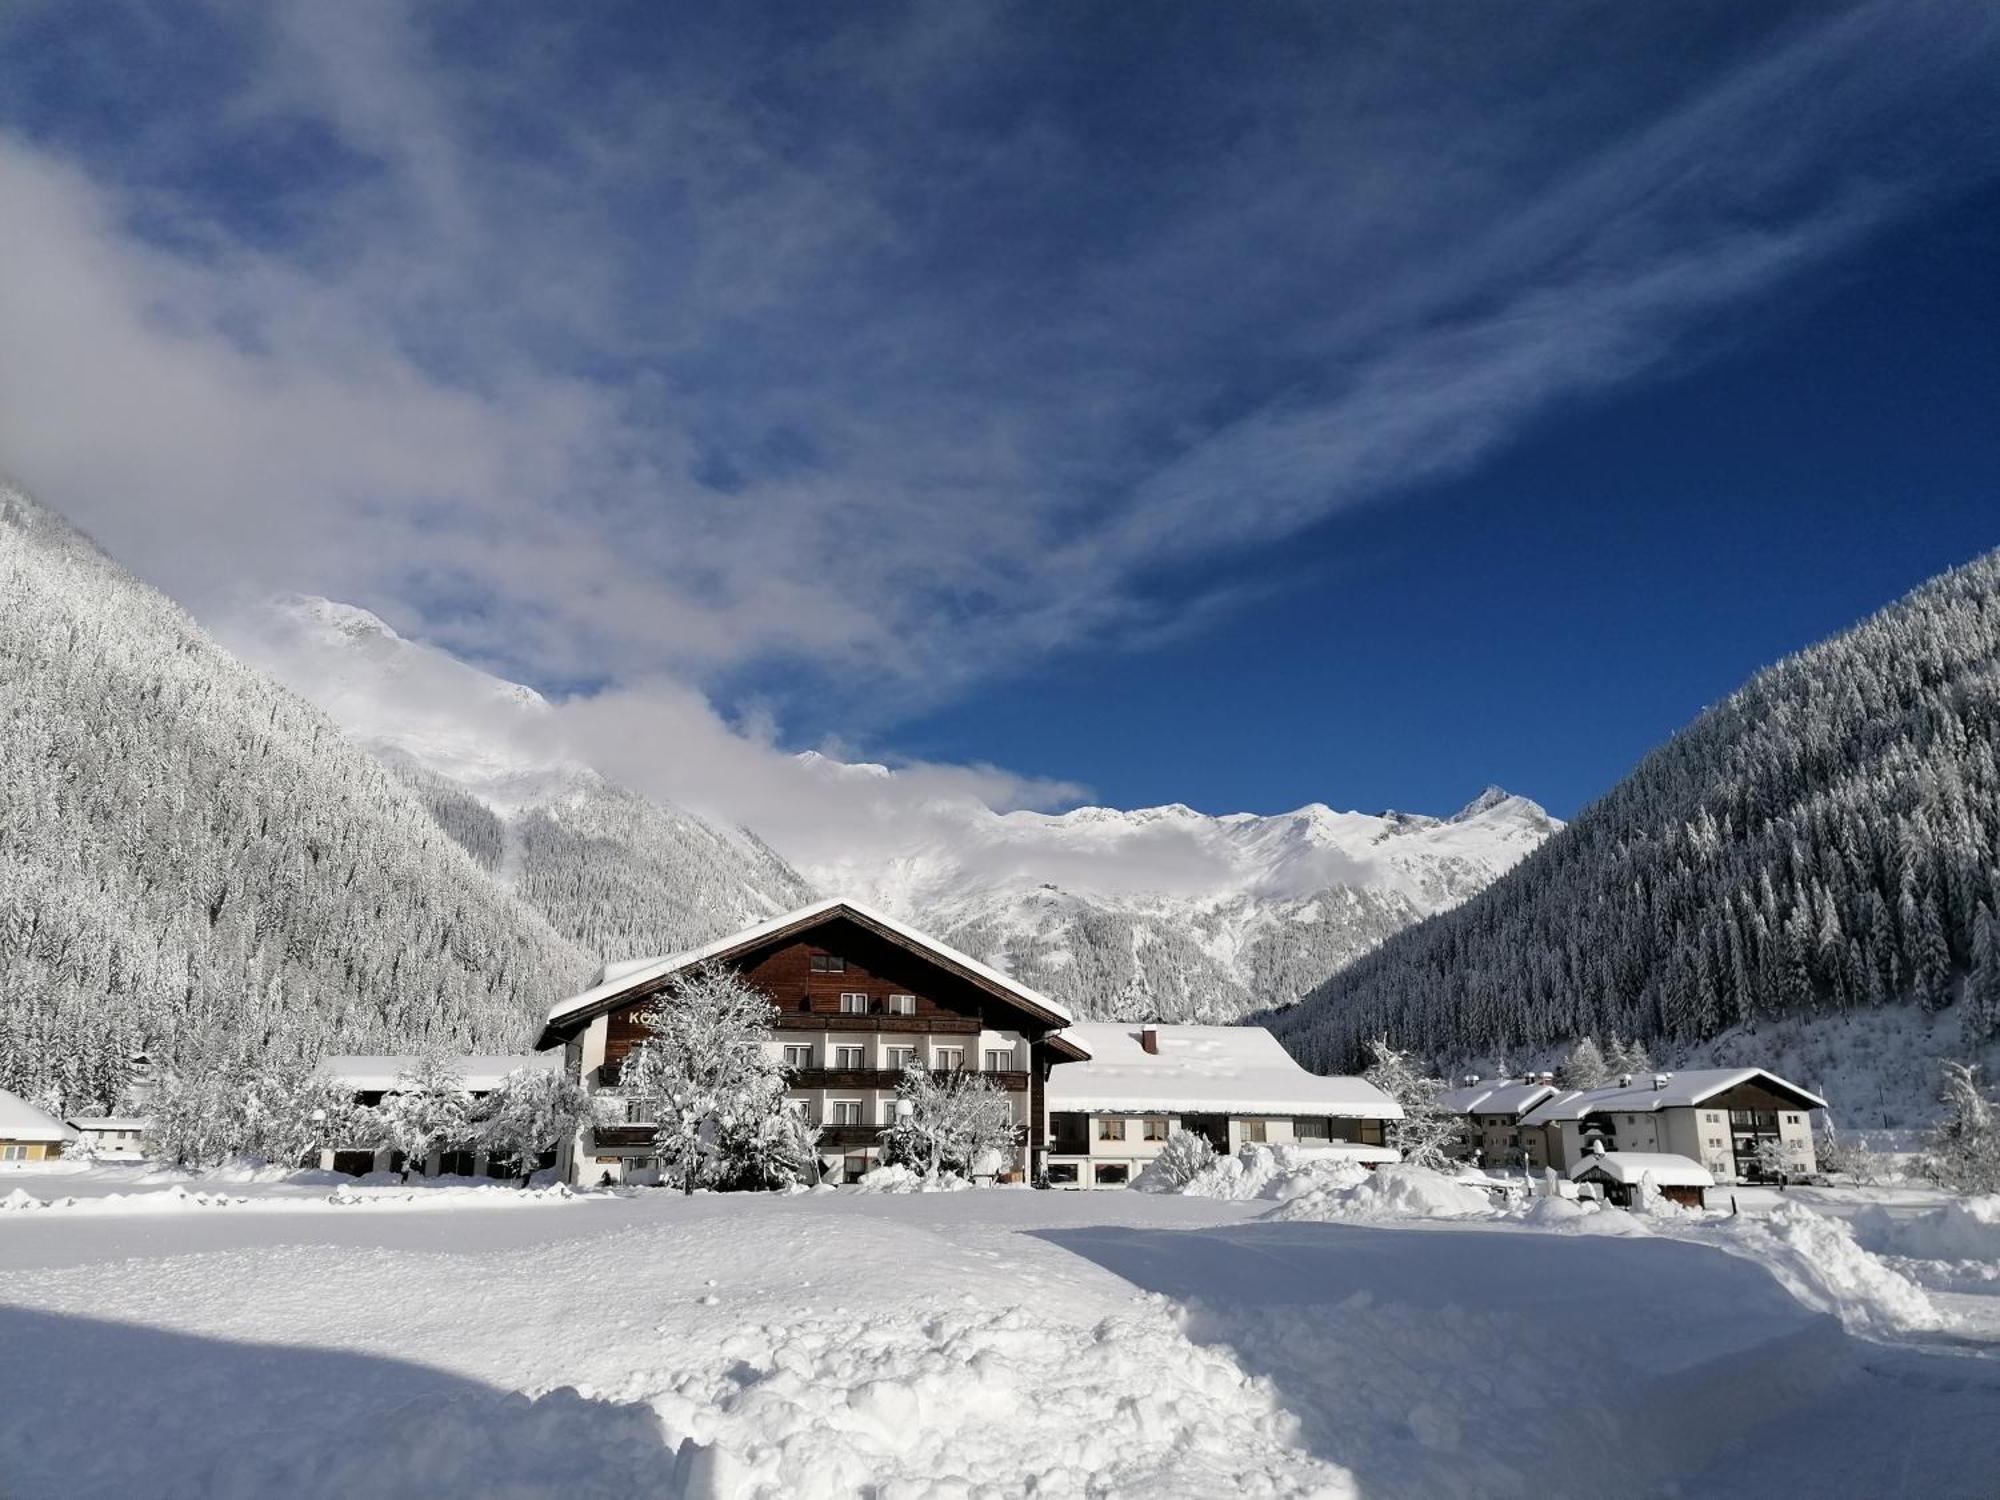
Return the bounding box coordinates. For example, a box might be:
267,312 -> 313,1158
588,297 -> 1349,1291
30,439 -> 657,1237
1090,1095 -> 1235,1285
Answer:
810,953 -> 847,973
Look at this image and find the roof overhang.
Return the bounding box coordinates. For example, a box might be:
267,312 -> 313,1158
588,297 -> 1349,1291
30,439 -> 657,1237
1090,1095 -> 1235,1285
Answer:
538,899 -> 1080,1051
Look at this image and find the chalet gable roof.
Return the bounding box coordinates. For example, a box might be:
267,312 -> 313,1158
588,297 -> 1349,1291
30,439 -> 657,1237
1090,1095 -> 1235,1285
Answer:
1518,1067 -> 1826,1127
537,898 -> 1083,1052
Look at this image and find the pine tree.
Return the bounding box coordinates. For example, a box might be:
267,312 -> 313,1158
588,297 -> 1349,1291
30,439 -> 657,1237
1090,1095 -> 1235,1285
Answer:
1556,1036 -> 1608,1090
1968,904 -> 2000,1043
623,964 -> 793,1195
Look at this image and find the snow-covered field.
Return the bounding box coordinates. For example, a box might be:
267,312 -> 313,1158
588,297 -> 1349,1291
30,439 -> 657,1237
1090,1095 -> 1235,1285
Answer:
3,1163 -> 1998,1499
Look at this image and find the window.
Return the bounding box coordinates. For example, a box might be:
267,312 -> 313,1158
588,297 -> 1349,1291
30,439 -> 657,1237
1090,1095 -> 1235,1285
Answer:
985,1049 -> 1014,1073
783,1044 -> 814,1070
1294,1116 -> 1331,1140
1096,1117 -> 1125,1141
1046,1163 -> 1079,1185
810,953 -> 847,972
833,1045 -> 865,1070
2,1144 -> 25,1162
831,1100 -> 864,1125
885,993 -> 917,1016
839,993 -> 869,1014
843,1155 -> 869,1183
934,1046 -> 964,1071
1786,1114 -> 1801,1125
1142,1117 -> 1168,1142
886,1046 -> 917,1071
1094,1162 -> 1130,1185
1240,1119 -> 1268,1144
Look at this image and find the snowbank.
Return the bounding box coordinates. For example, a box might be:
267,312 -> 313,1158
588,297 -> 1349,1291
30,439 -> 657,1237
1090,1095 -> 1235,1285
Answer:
1268,1164 -> 1498,1223
1846,1194 -> 2000,1265
849,1164 -> 971,1193
1168,1143 -> 1374,1203
1694,1203 -> 1949,1337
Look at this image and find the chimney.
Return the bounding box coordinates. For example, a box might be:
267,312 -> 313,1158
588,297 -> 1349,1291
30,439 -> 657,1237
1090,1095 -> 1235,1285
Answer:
1140,1026 -> 1159,1055
1464,1074 -> 1480,1087
1538,1071 -> 1554,1085
1618,1073 -> 1633,1088
1652,1073 -> 1669,1091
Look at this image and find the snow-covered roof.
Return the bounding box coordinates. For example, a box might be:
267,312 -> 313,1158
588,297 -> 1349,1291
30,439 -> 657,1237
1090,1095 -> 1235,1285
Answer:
1045,1024 -> 1402,1118
1438,1080 -> 1558,1118
314,1054 -> 557,1093
1569,1151 -> 1716,1188
65,1116 -> 149,1132
1518,1068 -> 1825,1127
0,1089 -> 75,1142
542,898 -> 1079,1046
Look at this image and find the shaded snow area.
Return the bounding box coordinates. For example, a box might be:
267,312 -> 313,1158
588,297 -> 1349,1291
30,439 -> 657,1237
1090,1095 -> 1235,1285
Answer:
2,1168 -> 1999,1498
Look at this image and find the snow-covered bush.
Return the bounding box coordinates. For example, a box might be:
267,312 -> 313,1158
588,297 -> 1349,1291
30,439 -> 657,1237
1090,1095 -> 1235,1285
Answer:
622,964 -> 801,1194
240,1065 -> 357,1167
720,1102 -> 823,1191
1132,1129 -> 1217,1192
1363,1037 -> 1457,1170
1269,1163 -> 1497,1223
880,1062 -> 1018,1181
377,1056 -> 473,1178
479,1067 -> 593,1182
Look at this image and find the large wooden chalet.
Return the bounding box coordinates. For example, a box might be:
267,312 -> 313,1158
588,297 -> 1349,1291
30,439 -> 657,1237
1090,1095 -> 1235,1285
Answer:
537,899 -> 1090,1185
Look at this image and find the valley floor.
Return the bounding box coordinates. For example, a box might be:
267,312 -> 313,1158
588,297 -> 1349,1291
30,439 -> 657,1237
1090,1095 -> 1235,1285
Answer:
2,1166 -> 1997,1499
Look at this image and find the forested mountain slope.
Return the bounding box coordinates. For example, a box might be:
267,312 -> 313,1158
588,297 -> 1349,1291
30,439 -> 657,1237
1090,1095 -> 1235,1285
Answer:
234,596 -> 819,964
0,482 -> 595,1110
1271,548 -> 2000,1073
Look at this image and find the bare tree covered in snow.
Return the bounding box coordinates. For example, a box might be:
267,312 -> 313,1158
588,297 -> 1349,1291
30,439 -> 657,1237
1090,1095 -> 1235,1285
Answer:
377,1056 -> 473,1178
881,1062 -> 1020,1180
1923,1060 -> 2000,1195
622,966 -> 796,1194
1363,1037 -> 1457,1170
479,1067 -> 594,1181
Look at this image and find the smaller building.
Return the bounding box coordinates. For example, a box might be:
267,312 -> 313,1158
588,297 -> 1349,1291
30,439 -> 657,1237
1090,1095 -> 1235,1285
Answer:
0,1090 -> 76,1164
65,1116 -> 150,1161
1043,1023 -> 1402,1188
1570,1151 -> 1715,1209
1516,1068 -> 1825,1183
313,1054 -> 557,1177
1437,1077 -> 1558,1169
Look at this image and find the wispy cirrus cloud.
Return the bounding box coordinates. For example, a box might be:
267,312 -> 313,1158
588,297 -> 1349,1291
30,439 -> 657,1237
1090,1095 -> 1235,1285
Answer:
2,0 -> 1997,772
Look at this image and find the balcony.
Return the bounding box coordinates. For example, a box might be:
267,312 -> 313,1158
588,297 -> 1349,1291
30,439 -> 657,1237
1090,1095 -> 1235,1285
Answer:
816,1124 -> 885,1149
789,1068 -> 1029,1092
591,1124 -> 655,1151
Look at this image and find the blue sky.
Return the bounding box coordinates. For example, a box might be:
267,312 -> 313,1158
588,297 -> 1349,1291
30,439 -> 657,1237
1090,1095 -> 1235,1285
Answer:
2,1 -> 1997,826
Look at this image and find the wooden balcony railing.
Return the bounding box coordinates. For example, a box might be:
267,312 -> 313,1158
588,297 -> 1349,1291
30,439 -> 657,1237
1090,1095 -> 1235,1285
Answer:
788,1068 -> 1029,1092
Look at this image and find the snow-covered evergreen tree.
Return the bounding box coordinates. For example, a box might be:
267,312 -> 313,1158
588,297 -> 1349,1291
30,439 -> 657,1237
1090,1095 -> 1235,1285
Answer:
1556,1036 -> 1608,1090
1969,903 -> 2000,1043
1362,1038 -> 1457,1170
377,1056 -> 473,1178
1923,1061 -> 2000,1195
880,1062 -> 1020,1180
1132,1128 -> 1217,1191
241,1064 -> 355,1168
479,1067 -> 593,1182
622,965 -> 792,1194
